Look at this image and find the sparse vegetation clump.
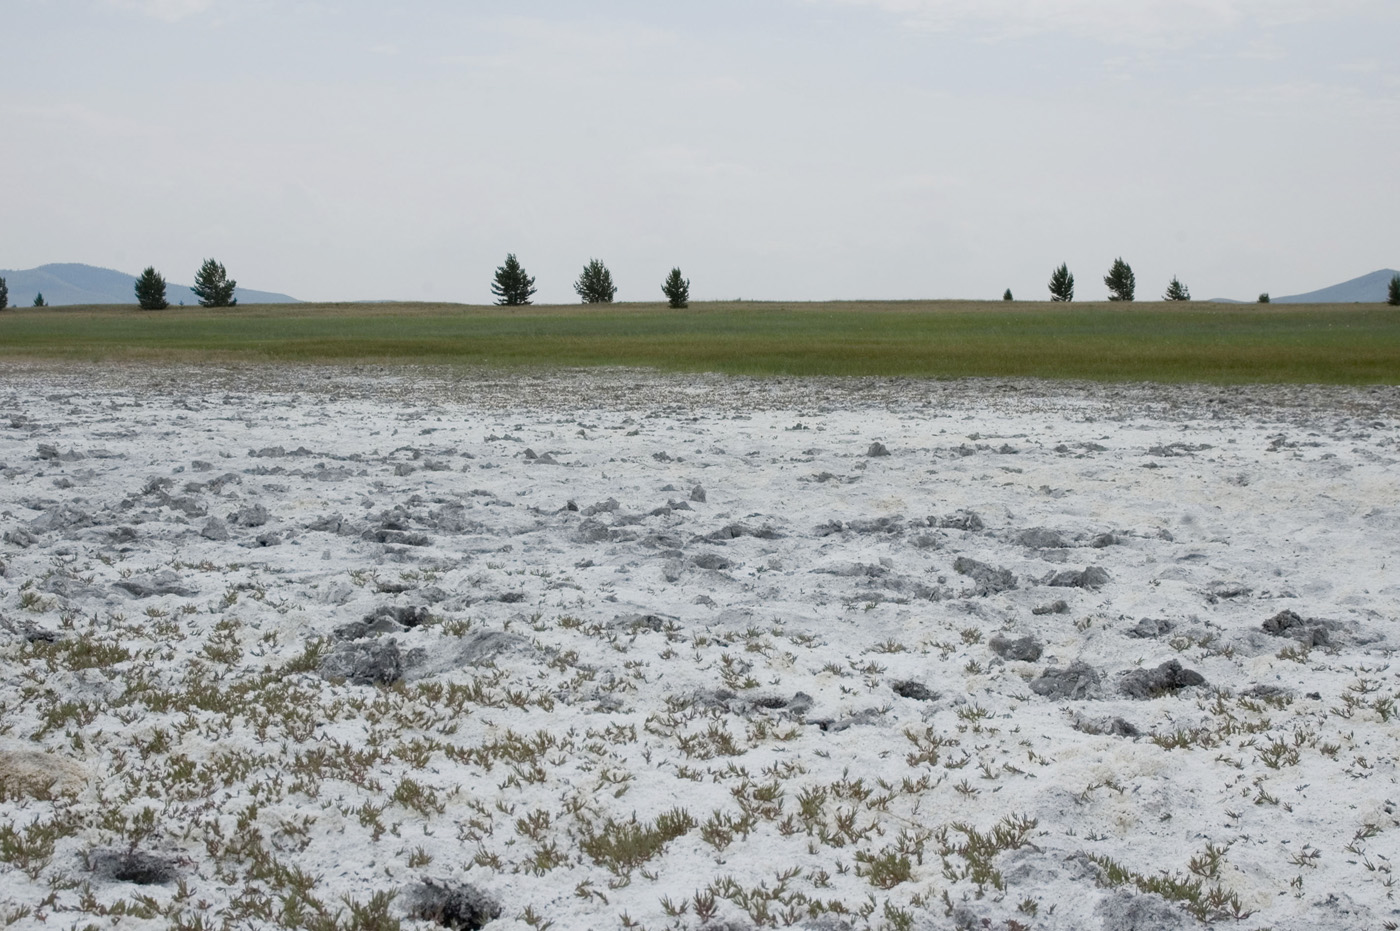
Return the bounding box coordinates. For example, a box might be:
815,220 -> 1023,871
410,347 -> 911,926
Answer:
1164,275 -> 1190,301
1048,263 -> 1074,302
662,267 -> 689,308
575,258 -> 616,304
1104,257 -> 1136,302
192,258 -> 237,307
134,266 -> 169,310
491,253 -> 537,306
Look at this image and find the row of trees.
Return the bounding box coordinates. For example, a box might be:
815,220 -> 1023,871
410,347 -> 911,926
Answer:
134,260 -> 237,310
1042,258 -> 1148,302
491,255 -> 690,308
1033,262 -> 1400,305
0,278 -> 48,308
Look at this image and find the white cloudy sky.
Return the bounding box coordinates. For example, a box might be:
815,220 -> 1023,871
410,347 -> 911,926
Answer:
6,0 -> 1398,303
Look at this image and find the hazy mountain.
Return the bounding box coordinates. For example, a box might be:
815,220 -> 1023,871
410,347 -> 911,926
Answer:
1272,269 -> 1399,304
0,263 -> 299,306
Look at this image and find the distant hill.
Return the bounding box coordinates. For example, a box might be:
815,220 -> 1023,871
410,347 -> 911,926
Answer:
1272,269 -> 1398,304
0,263 -> 299,306
1207,269 -> 1398,304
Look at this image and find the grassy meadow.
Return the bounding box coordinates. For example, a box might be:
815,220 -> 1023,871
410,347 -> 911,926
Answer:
2,300 -> 1398,384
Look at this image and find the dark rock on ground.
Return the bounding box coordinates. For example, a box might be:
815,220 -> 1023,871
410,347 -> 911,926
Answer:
1032,599 -> 1070,616
706,523 -> 782,541
1126,617 -> 1173,638
1073,716 -> 1141,737
87,849 -> 179,885
230,504 -> 270,528
200,518 -> 230,541
402,880 -> 502,931
1262,609 -> 1334,646
846,517 -> 903,534
953,557 -> 1016,595
690,485 -> 706,503
1045,566 -> 1110,589
989,634 -> 1043,662
1206,581 -> 1252,601
362,529 -> 432,547
453,630 -> 530,666
891,680 -> 937,701
691,553 -> 735,571
115,571 -> 196,599
1017,527 -> 1066,549
1119,660 -> 1207,699
938,510 -> 984,531
1030,662 -> 1102,700
1090,532 -> 1120,547
813,708 -> 884,732
318,639 -> 404,686
866,442 -> 890,457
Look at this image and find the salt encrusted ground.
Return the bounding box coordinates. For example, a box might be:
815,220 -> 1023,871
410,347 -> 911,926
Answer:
1,364 -> 1397,931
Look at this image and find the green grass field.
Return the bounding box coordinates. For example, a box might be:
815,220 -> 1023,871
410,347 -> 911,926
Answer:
2,300 -> 1398,384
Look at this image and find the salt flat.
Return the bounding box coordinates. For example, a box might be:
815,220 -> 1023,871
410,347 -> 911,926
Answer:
1,365 -> 1397,931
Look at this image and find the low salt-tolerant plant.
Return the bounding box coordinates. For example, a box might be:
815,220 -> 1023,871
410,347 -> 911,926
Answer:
580,808 -> 696,874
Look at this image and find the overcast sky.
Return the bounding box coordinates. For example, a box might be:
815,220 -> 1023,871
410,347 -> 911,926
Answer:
6,0 -> 1398,303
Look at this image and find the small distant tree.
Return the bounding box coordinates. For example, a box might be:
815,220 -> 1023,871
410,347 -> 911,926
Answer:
134,267 -> 169,310
490,254 -> 536,306
1104,257 -> 1135,302
1257,293 -> 1270,303
662,268 -> 689,308
192,258 -> 237,307
575,258 -> 616,304
33,292 -> 46,307
0,276 -> 8,310
1002,289 -> 1013,301
1048,264 -> 1074,302
1388,273 -> 1400,306
1163,276 -> 1190,301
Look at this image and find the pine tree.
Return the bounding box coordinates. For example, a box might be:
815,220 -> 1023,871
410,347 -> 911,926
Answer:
1163,276 -> 1190,301
1104,257 -> 1135,302
1388,273 -> 1400,306
134,267 -> 169,310
33,292 -> 46,307
490,254 -> 537,306
575,259 -> 616,303
0,276 -> 8,311
192,258 -> 237,307
1257,293 -> 1270,303
1003,289 -> 1013,301
662,268 -> 689,309
1048,264 -> 1074,302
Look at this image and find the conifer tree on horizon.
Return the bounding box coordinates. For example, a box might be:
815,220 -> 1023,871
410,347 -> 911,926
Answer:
0,276 -> 8,311
33,292 -> 46,307
192,258 -> 237,307
1163,275 -> 1190,301
662,268 -> 689,308
490,253 -> 537,306
575,258 -> 616,304
1258,293 -> 1270,303
134,266 -> 169,310
1104,257 -> 1135,302
1003,289 -> 1013,301
1048,264 -> 1074,302
1388,273 -> 1400,306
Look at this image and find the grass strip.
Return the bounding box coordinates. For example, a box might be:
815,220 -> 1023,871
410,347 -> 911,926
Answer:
2,300 -> 1398,384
